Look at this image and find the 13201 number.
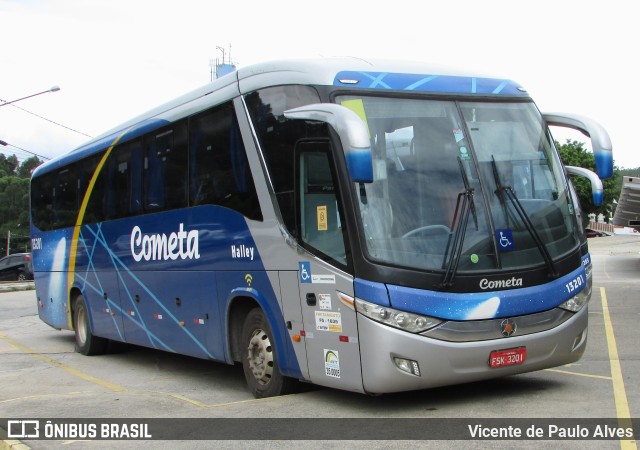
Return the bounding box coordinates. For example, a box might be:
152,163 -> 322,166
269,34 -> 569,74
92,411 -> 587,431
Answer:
565,274 -> 584,294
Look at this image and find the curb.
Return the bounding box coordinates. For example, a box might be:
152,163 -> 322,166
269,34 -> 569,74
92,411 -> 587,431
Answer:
0,282 -> 35,293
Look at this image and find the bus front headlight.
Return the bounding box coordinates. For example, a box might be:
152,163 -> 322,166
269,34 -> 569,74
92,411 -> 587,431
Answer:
355,298 -> 442,333
559,265 -> 592,313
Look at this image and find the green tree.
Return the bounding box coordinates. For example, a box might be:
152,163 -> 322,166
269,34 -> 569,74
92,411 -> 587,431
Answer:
17,156 -> 44,179
0,154 -> 19,177
0,154 -> 44,254
556,140 -> 621,221
619,167 -> 640,178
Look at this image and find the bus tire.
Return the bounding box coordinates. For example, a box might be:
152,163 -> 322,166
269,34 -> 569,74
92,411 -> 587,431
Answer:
73,294 -> 108,356
241,307 -> 298,398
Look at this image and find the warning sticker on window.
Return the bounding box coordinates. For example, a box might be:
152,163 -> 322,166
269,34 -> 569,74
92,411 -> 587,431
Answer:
317,205 -> 328,231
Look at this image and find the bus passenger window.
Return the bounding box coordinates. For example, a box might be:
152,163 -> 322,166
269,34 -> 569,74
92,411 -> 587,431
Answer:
52,167 -> 78,229
105,140 -> 142,219
244,85 -> 324,234
189,102 -> 262,221
31,172 -> 55,231
144,122 -> 188,213
81,154 -> 105,224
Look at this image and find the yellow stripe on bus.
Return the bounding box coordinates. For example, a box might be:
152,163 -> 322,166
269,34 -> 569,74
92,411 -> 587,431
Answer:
65,131 -> 129,328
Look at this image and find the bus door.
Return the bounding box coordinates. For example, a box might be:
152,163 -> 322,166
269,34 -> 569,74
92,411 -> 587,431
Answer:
294,140 -> 364,393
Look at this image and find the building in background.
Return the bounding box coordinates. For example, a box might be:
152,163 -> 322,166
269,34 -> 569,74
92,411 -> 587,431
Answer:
613,176 -> 640,232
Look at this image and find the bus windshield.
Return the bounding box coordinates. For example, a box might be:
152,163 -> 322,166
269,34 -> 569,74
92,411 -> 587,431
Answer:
337,96 -> 578,275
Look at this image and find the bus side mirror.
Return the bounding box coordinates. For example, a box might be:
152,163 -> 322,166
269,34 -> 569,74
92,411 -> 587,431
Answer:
543,112 -> 613,179
284,103 -> 374,183
566,165 -> 604,206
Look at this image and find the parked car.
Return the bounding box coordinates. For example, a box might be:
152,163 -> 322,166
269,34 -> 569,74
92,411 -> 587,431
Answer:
585,228 -> 608,238
0,253 -> 34,281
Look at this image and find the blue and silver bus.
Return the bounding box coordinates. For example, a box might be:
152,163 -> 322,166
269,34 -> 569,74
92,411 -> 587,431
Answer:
30,58 -> 613,397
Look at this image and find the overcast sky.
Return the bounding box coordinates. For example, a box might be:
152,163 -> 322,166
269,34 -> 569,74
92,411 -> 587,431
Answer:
1,0 -> 637,168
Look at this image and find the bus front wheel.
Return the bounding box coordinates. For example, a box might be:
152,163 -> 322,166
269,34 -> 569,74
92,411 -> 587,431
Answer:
73,294 -> 108,356
241,308 -> 298,398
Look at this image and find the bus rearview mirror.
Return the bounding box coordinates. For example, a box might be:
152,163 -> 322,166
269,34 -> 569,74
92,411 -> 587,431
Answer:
544,112 -> 613,179
566,165 -> 604,206
284,103 -> 374,183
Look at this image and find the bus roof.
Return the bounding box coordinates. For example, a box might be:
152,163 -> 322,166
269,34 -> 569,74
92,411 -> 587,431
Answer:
33,57 -> 527,178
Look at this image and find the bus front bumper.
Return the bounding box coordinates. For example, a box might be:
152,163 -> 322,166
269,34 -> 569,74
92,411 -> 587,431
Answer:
357,306 -> 588,394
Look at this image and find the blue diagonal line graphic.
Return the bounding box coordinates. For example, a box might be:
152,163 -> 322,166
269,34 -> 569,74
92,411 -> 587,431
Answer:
492,80 -> 509,94
81,225 -> 213,358
361,72 -> 391,89
83,224 -> 159,348
73,271 -> 124,341
93,224 -> 157,347
74,271 -> 173,351
405,75 -> 439,91
79,225 -> 105,297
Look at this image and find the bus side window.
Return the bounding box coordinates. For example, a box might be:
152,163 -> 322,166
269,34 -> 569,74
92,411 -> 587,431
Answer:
105,139 -> 142,219
52,167 -> 78,229
31,172 -> 55,231
190,105 -> 231,206
296,141 -> 348,266
82,153 -> 107,224
144,122 -> 188,212
189,102 -> 262,221
243,85 -> 325,235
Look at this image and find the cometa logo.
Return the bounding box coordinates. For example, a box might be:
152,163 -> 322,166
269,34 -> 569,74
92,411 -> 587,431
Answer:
130,223 -> 200,262
479,277 -> 523,290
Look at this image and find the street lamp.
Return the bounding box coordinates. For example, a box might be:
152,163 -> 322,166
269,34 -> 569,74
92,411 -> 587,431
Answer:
0,86 -> 60,107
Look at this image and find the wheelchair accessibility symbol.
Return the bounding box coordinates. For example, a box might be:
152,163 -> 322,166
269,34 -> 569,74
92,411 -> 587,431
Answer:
495,229 -> 515,251
299,262 -> 312,283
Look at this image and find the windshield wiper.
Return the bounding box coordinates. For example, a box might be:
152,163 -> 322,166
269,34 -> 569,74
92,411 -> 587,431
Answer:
440,158 -> 478,288
491,156 -> 558,278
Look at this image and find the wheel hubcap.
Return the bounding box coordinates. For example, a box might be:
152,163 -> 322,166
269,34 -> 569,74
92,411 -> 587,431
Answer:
77,308 -> 87,345
246,328 -> 274,385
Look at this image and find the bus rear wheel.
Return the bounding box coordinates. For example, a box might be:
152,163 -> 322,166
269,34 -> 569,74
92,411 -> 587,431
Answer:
73,294 -> 108,356
241,308 -> 298,398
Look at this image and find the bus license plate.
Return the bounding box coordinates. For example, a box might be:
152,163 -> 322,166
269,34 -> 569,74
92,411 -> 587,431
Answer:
489,347 -> 526,368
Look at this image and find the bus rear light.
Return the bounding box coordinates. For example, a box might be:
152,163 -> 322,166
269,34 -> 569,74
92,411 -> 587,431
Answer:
394,357 -> 421,376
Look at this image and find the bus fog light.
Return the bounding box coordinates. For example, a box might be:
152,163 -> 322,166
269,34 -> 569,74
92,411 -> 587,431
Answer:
394,357 -> 421,376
